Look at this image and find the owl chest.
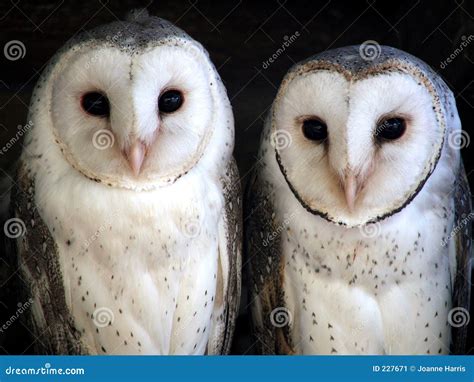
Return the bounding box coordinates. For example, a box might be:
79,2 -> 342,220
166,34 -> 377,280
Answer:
283,228 -> 438,286
36,174 -> 223,354
280,211 -> 454,354
59,223 -> 218,355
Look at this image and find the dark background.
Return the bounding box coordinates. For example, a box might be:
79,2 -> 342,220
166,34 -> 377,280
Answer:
0,0 -> 473,354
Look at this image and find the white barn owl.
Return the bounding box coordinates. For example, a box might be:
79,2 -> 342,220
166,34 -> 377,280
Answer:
2,9 -> 241,355
246,45 -> 472,355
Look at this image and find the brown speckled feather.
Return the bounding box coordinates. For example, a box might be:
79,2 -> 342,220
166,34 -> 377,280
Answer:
451,163 -> 472,354
208,159 -> 242,354
245,167 -> 294,354
9,161 -> 87,354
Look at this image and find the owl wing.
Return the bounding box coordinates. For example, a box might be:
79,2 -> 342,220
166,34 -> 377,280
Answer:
206,159 -> 242,354
2,160 -> 86,354
245,169 -> 295,355
450,161 -> 472,354
0,160 -> 29,354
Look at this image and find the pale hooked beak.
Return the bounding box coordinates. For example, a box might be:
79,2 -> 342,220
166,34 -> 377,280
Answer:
343,173 -> 357,212
124,141 -> 147,176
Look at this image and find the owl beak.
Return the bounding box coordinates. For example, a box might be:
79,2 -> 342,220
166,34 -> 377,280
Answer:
343,173 -> 357,212
124,141 -> 146,176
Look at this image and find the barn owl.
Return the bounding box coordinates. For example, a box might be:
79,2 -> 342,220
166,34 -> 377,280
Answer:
246,45 -> 472,355
2,9 -> 241,355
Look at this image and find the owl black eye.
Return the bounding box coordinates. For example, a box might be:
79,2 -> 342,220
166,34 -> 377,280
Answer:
81,92 -> 110,117
376,117 -> 406,141
302,118 -> 328,141
159,90 -> 183,113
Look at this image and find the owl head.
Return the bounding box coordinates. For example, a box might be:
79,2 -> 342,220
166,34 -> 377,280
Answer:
268,45 -> 460,226
27,9 -> 233,190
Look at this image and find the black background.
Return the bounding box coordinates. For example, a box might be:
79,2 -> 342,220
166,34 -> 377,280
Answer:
0,0 -> 472,354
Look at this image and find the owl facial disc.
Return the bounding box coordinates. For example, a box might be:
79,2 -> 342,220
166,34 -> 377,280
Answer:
271,46 -> 447,226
